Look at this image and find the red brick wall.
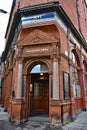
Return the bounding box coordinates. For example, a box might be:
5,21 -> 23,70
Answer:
2,0 -> 87,124
59,0 -> 79,31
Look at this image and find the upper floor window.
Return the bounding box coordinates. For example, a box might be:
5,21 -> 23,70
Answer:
84,0 -> 87,7
71,51 -> 77,65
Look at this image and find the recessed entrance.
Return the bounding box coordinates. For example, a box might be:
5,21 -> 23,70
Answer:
30,63 -> 49,116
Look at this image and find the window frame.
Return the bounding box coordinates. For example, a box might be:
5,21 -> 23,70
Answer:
63,71 -> 70,99
84,0 -> 87,7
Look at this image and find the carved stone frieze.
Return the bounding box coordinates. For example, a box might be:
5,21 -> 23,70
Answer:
17,29 -> 59,46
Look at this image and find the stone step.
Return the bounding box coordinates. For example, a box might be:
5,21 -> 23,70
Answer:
0,110 -> 9,121
28,116 -> 50,123
0,114 -> 9,120
0,107 -> 5,112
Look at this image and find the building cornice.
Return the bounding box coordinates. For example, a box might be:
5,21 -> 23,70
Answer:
1,2 -> 87,62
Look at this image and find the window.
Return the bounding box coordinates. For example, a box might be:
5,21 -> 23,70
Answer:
70,52 -> 81,98
84,0 -> 87,7
71,52 -> 77,65
31,63 -> 49,73
83,62 -> 87,88
63,72 -> 70,99
34,83 -> 43,96
71,66 -> 79,84
71,66 -> 81,97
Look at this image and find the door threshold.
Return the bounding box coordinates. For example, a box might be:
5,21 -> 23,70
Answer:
28,115 -> 49,122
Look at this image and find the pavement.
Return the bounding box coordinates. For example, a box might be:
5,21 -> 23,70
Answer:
62,112 -> 87,130
0,105 -> 87,130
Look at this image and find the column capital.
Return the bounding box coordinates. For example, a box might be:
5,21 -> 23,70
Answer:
51,54 -> 59,61
53,57 -> 58,62
49,73 -> 53,78
23,75 -> 27,79
16,56 -> 24,63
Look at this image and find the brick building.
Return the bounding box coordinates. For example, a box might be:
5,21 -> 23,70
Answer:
1,0 -> 87,125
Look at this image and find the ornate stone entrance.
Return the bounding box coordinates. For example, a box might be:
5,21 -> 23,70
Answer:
6,25 -> 61,124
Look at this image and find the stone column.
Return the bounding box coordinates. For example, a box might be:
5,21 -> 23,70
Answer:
16,62 -> 23,99
53,58 -> 59,99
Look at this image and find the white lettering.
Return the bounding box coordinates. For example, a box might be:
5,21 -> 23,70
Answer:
25,48 -> 49,53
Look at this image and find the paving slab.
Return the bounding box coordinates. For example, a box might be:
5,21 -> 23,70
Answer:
0,105 -> 87,130
23,128 -> 29,130
15,127 -> 22,130
74,118 -> 87,124
82,127 -> 87,130
62,112 -> 87,130
66,122 -> 83,128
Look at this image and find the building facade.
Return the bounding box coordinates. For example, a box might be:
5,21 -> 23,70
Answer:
1,0 -> 87,125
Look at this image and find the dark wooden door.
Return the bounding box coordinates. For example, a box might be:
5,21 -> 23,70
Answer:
30,74 -> 49,115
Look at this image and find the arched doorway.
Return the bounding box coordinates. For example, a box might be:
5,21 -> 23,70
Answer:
30,63 -> 49,116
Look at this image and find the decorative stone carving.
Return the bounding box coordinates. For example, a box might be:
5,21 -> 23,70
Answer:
17,29 -> 59,46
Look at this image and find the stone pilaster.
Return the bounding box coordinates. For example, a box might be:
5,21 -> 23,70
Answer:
53,58 -> 59,99
16,62 -> 23,99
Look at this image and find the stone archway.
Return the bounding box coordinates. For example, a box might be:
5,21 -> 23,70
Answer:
24,59 -> 51,75
30,63 -> 49,115
23,59 -> 52,116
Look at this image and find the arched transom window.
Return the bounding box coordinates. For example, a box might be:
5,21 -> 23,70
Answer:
30,63 -> 49,73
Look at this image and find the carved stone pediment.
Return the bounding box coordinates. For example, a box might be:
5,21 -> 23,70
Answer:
18,29 -> 59,46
